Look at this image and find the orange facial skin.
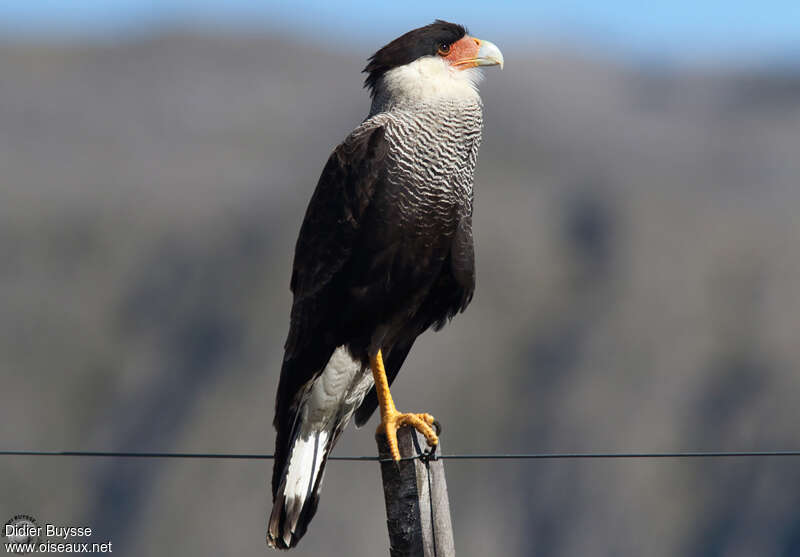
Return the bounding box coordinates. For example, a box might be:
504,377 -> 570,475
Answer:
439,35 -> 483,69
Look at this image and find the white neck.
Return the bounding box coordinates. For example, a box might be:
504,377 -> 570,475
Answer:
369,56 -> 482,114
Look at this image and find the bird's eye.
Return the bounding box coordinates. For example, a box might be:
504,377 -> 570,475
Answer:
437,43 -> 451,56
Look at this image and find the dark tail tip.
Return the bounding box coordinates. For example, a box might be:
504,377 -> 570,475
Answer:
267,492 -> 320,550
266,528 -> 297,550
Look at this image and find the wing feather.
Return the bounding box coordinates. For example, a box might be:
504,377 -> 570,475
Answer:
450,214 -> 476,312
272,125 -> 388,495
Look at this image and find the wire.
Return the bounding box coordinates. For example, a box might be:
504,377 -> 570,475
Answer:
3,449 -> 800,461
430,450 -> 800,460
0,450 -> 359,460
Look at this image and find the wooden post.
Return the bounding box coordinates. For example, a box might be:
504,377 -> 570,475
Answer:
376,427 -> 455,557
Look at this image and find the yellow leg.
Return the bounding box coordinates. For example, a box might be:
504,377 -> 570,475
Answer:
370,349 -> 438,461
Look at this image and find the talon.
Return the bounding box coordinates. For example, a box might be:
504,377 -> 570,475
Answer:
377,410 -> 439,461
370,350 -> 440,461
398,413 -> 439,447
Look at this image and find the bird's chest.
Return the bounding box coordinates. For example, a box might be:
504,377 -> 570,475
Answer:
382,106 -> 482,228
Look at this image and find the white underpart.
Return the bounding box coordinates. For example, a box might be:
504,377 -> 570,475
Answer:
276,346 -> 374,545
379,56 -> 482,106
306,346 -> 372,424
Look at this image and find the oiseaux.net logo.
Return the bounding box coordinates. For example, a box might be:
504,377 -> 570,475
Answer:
3,515 -> 111,554
3,515 -> 41,555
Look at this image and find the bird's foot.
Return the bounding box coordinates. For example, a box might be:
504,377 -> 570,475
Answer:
377,410 -> 438,461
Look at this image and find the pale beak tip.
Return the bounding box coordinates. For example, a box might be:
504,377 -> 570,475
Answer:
475,39 -> 504,70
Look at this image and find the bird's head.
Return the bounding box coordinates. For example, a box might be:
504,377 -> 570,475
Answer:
364,20 -> 503,105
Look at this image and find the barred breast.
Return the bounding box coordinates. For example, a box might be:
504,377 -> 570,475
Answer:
359,99 -> 483,229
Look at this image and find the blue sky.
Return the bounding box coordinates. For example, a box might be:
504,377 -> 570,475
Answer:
1,0 -> 799,58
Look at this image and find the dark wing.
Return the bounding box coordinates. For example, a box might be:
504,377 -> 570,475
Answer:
448,214 -> 476,316
272,125 -> 388,494
354,214 -> 475,426
285,124 -> 387,359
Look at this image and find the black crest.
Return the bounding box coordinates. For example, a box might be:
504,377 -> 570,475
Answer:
363,20 -> 468,95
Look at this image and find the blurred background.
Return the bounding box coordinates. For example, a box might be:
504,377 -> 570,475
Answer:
2,1 -> 800,555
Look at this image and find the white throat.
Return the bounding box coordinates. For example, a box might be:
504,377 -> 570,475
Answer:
371,56 -> 482,113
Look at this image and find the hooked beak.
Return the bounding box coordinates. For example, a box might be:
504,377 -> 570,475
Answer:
473,38 -> 504,69
449,36 -> 505,71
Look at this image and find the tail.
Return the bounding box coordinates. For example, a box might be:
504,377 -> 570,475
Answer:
268,345 -> 370,548
267,424 -> 333,549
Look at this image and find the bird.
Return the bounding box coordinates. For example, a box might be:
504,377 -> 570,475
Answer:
267,20 -> 503,549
